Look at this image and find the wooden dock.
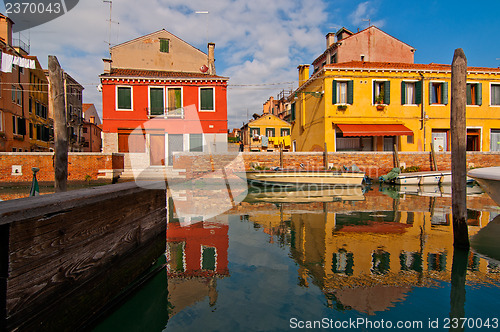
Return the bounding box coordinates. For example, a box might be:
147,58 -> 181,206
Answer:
0,181 -> 166,331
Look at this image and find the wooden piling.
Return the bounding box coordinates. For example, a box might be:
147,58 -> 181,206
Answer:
393,144 -> 400,168
324,142 -> 328,170
48,56 -> 68,192
280,144 -> 284,169
431,143 -> 438,171
451,48 -> 470,249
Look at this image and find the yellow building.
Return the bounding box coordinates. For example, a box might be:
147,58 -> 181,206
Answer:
241,113 -> 291,151
290,61 -> 500,152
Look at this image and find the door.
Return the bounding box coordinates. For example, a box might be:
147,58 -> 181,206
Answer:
150,134 -> 165,166
168,134 -> 184,166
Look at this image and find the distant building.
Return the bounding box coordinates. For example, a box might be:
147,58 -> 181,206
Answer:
81,103 -> 102,152
241,114 -> 291,152
27,56 -> 51,151
263,89 -> 293,121
100,29 -> 228,170
312,26 -> 415,74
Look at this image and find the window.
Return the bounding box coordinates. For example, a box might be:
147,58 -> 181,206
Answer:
332,80 -> 353,104
29,122 -> 33,138
167,88 -> 182,117
201,246 -> 216,271
467,83 -> 482,106
159,39 -> 169,53
491,129 -> 500,151
12,116 -> 26,135
280,128 -> 290,136
149,87 -> 164,116
116,86 -> 132,110
491,84 -> 500,106
29,98 -> 32,113
250,127 -> 260,137
401,81 -> 422,105
290,102 -> 296,121
200,87 -> 214,111
430,82 -> 448,105
82,127 -> 88,134
189,134 -> 203,152
373,81 -> 390,104
265,128 -> 275,137
11,85 -> 16,103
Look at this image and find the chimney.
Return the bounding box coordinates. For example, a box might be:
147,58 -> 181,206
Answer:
297,65 -> 310,86
103,58 -> 112,74
326,32 -> 336,48
207,43 -> 216,75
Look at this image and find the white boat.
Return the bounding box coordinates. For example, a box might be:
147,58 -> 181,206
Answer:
240,170 -> 365,187
468,167 -> 500,206
396,171 -> 452,185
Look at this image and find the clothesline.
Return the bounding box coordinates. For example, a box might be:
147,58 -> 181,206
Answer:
1,51 -> 36,73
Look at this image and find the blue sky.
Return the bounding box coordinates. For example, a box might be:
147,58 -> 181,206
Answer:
2,0 -> 499,128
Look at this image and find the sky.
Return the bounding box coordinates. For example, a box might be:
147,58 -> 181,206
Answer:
2,0 -> 500,129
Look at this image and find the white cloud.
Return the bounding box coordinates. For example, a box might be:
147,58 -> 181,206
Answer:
2,0 -> 331,128
349,1 -> 385,29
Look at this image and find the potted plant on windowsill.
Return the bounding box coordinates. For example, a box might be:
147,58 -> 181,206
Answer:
375,94 -> 385,110
337,104 -> 348,111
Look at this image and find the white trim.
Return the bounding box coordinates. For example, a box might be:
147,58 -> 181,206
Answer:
115,85 -> 133,111
372,79 -> 388,106
490,82 -> 500,107
198,86 -> 216,112
402,80 -> 418,106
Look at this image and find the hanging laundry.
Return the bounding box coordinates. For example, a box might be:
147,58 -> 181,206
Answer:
12,56 -> 19,66
1,52 -> 13,73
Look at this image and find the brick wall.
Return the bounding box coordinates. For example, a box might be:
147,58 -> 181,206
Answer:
173,151 -> 500,179
0,153 -> 124,183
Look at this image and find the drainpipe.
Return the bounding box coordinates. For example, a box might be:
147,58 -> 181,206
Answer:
419,72 -> 426,152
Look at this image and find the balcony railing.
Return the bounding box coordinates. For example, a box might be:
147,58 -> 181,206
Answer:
147,107 -> 184,119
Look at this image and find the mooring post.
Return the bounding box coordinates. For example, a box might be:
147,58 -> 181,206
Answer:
393,144 -> 400,168
451,48 -> 469,249
49,55 -> 68,192
279,144 -> 284,169
324,142 -> 328,170
431,143 -> 438,171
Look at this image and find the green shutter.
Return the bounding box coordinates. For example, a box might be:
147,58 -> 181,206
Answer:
415,81 -> 422,104
202,247 -> 216,270
384,81 -> 391,104
476,83 -> 482,106
160,39 -> 169,53
401,81 -> 406,105
17,117 -> 26,135
442,82 -> 448,105
117,87 -> 131,109
281,128 -> 290,136
175,88 -> 182,109
266,128 -> 275,137
291,103 -> 296,121
332,80 -> 337,104
200,88 -> 214,110
347,80 -> 353,104
466,83 -> 472,105
149,88 -> 164,115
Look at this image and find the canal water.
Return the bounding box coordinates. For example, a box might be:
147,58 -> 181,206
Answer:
94,184 -> 500,331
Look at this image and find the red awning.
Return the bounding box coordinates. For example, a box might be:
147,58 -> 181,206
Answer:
337,124 -> 413,136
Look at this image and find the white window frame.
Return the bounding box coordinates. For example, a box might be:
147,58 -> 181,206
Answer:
199,86 -> 215,112
490,129 -> 500,152
467,81 -> 481,107
490,83 -> 500,107
402,80 -> 418,106
336,79 -> 349,105
148,86 -> 165,117
116,85 -> 133,111
166,86 -> 184,118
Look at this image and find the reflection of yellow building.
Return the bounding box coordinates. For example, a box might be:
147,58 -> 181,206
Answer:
241,114 -> 291,152
243,192 -> 500,314
290,62 -> 500,152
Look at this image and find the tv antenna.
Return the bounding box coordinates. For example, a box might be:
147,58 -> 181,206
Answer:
362,18 -> 371,27
103,0 -> 120,55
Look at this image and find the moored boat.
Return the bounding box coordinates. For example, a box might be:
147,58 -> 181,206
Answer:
239,169 -> 365,187
468,167 -> 500,206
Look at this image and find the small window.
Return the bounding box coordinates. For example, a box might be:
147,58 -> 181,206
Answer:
189,134 -> 203,152
332,80 -> 353,104
160,39 -> 169,53
290,103 -> 296,121
201,246 -> 216,271
117,86 -> 132,110
250,128 -> 260,137
167,88 -> 183,117
430,82 -> 448,105
373,81 -> 390,104
467,83 -> 482,106
280,128 -> 290,136
265,128 -> 275,137
490,84 -> 500,106
490,129 -> 500,151
401,81 -> 422,105
200,87 -> 214,111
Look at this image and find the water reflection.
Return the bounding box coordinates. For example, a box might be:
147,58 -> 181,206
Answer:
95,185 -> 500,331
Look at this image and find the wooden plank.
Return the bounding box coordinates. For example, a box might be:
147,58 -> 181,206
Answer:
450,48 -> 469,249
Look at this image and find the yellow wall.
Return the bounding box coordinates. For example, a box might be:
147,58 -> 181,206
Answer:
246,114 -> 291,150
292,65 -> 500,152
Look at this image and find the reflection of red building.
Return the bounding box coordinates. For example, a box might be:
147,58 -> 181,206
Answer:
167,220 -> 229,277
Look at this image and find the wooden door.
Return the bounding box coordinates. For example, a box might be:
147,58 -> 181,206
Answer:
150,134 -> 165,166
